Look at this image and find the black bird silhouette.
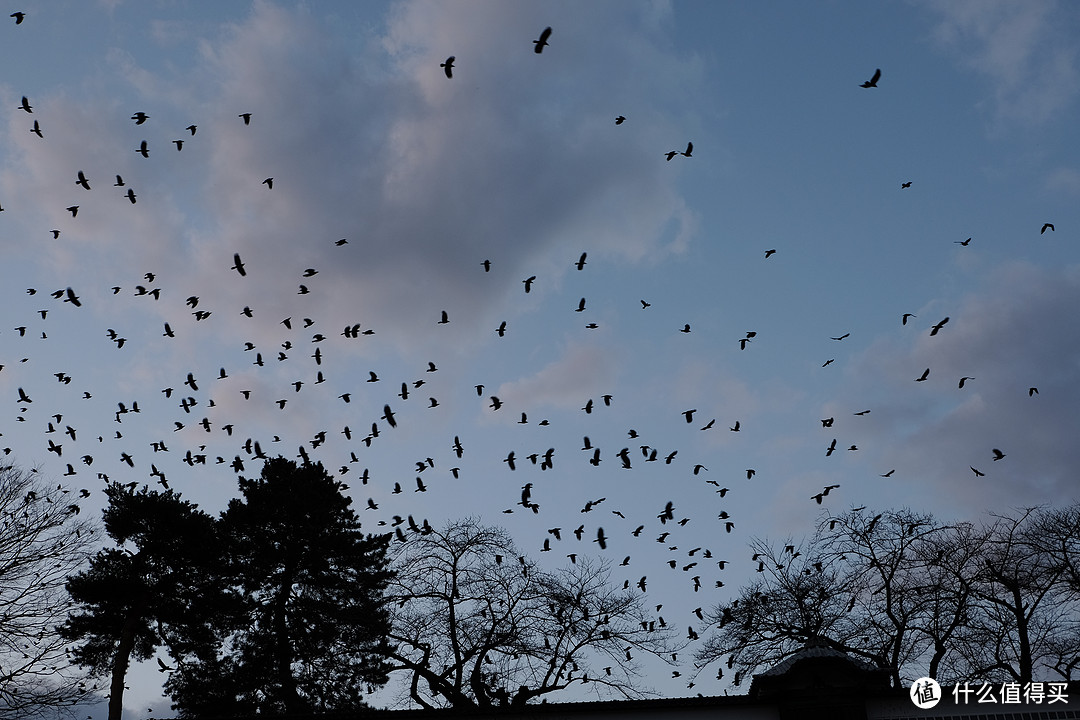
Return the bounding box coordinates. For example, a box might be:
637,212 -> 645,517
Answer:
441,56 -> 455,78
262,177 -> 273,189
126,188 -> 136,204
19,96 -> 32,113
992,448 -> 1005,461
915,368 -> 930,382
1041,223 -> 1054,234
31,120 -> 42,137
956,237 -> 972,245
382,405 -> 397,428
232,253 -> 246,276
861,68 -> 881,88
239,113 -> 252,124
523,276 -> 536,293
575,252 -> 587,270
958,376 -> 974,389
681,141 -> 693,157
902,313 -> 916,325
11,11 -> 25,24
137,140 -> 149,158
131,111 -> 150,124
533,26 -> 552,53
615,115 -> 626,124
930,317 -> 949,336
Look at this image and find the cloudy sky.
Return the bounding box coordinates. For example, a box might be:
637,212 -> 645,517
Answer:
1,0 -> 1079,715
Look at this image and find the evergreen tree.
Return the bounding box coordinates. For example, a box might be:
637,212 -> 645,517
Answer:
166,458 -> 394,715
61,483 -> 220,720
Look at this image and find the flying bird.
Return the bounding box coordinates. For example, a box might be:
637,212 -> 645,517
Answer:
929,317 -> 949,336
131,111 -> 150,124
523,276 -> 536,293
239,113 -> 252,124
1041,223 -> 1054,234
533,26 -> 552,53
137,140 -> 149,158
18,96 -> 32,113
860,68 -> 881,88
232,254 -> 246,276
11,11 -> 25,24
440,56 -> 455,78
30,120 -> 42,138
615,115 -> 625,124
575,252 -> 587,270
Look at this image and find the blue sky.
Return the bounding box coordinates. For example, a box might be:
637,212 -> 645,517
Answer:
1,0 -> 1079,715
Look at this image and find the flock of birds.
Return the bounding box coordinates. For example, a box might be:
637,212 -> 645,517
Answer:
0,11 -> 1066,699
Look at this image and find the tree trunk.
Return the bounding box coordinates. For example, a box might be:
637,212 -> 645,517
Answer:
108,590 -> 150,720
274,565 -> 302,712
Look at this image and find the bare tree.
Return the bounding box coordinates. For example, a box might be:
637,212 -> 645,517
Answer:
384,519 -> 676,708
695,505 -> 1080,689
817,508 -> 968,687
0,463 -> 95,718
950,507 -> 1080,684
694,533 -> 874,688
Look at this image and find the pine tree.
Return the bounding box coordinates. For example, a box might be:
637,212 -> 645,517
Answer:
166,458 -> 394,715
61,483 -> 220,720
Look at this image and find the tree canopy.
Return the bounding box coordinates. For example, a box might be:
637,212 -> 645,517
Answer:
163,457 -> 394,715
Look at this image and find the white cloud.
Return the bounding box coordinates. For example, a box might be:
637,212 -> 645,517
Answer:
922,0 -> 1080,126
836,261 -> 1080,516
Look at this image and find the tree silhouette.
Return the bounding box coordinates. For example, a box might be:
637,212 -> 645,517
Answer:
0,463 -> 94,718
949,508 -> 1080,684
384,518 -> 676,708
695,505 -> 1080,687
165,458 -> 393,715
61,483 -> 220,720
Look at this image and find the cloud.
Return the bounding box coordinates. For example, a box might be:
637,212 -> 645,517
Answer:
922,0 -> 1080,126
2,0 -> 698,362
836,261 -> 1080,516
495,341 -> 616,416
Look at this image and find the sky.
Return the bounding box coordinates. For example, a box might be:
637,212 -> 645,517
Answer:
1,0 -> 1079,715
